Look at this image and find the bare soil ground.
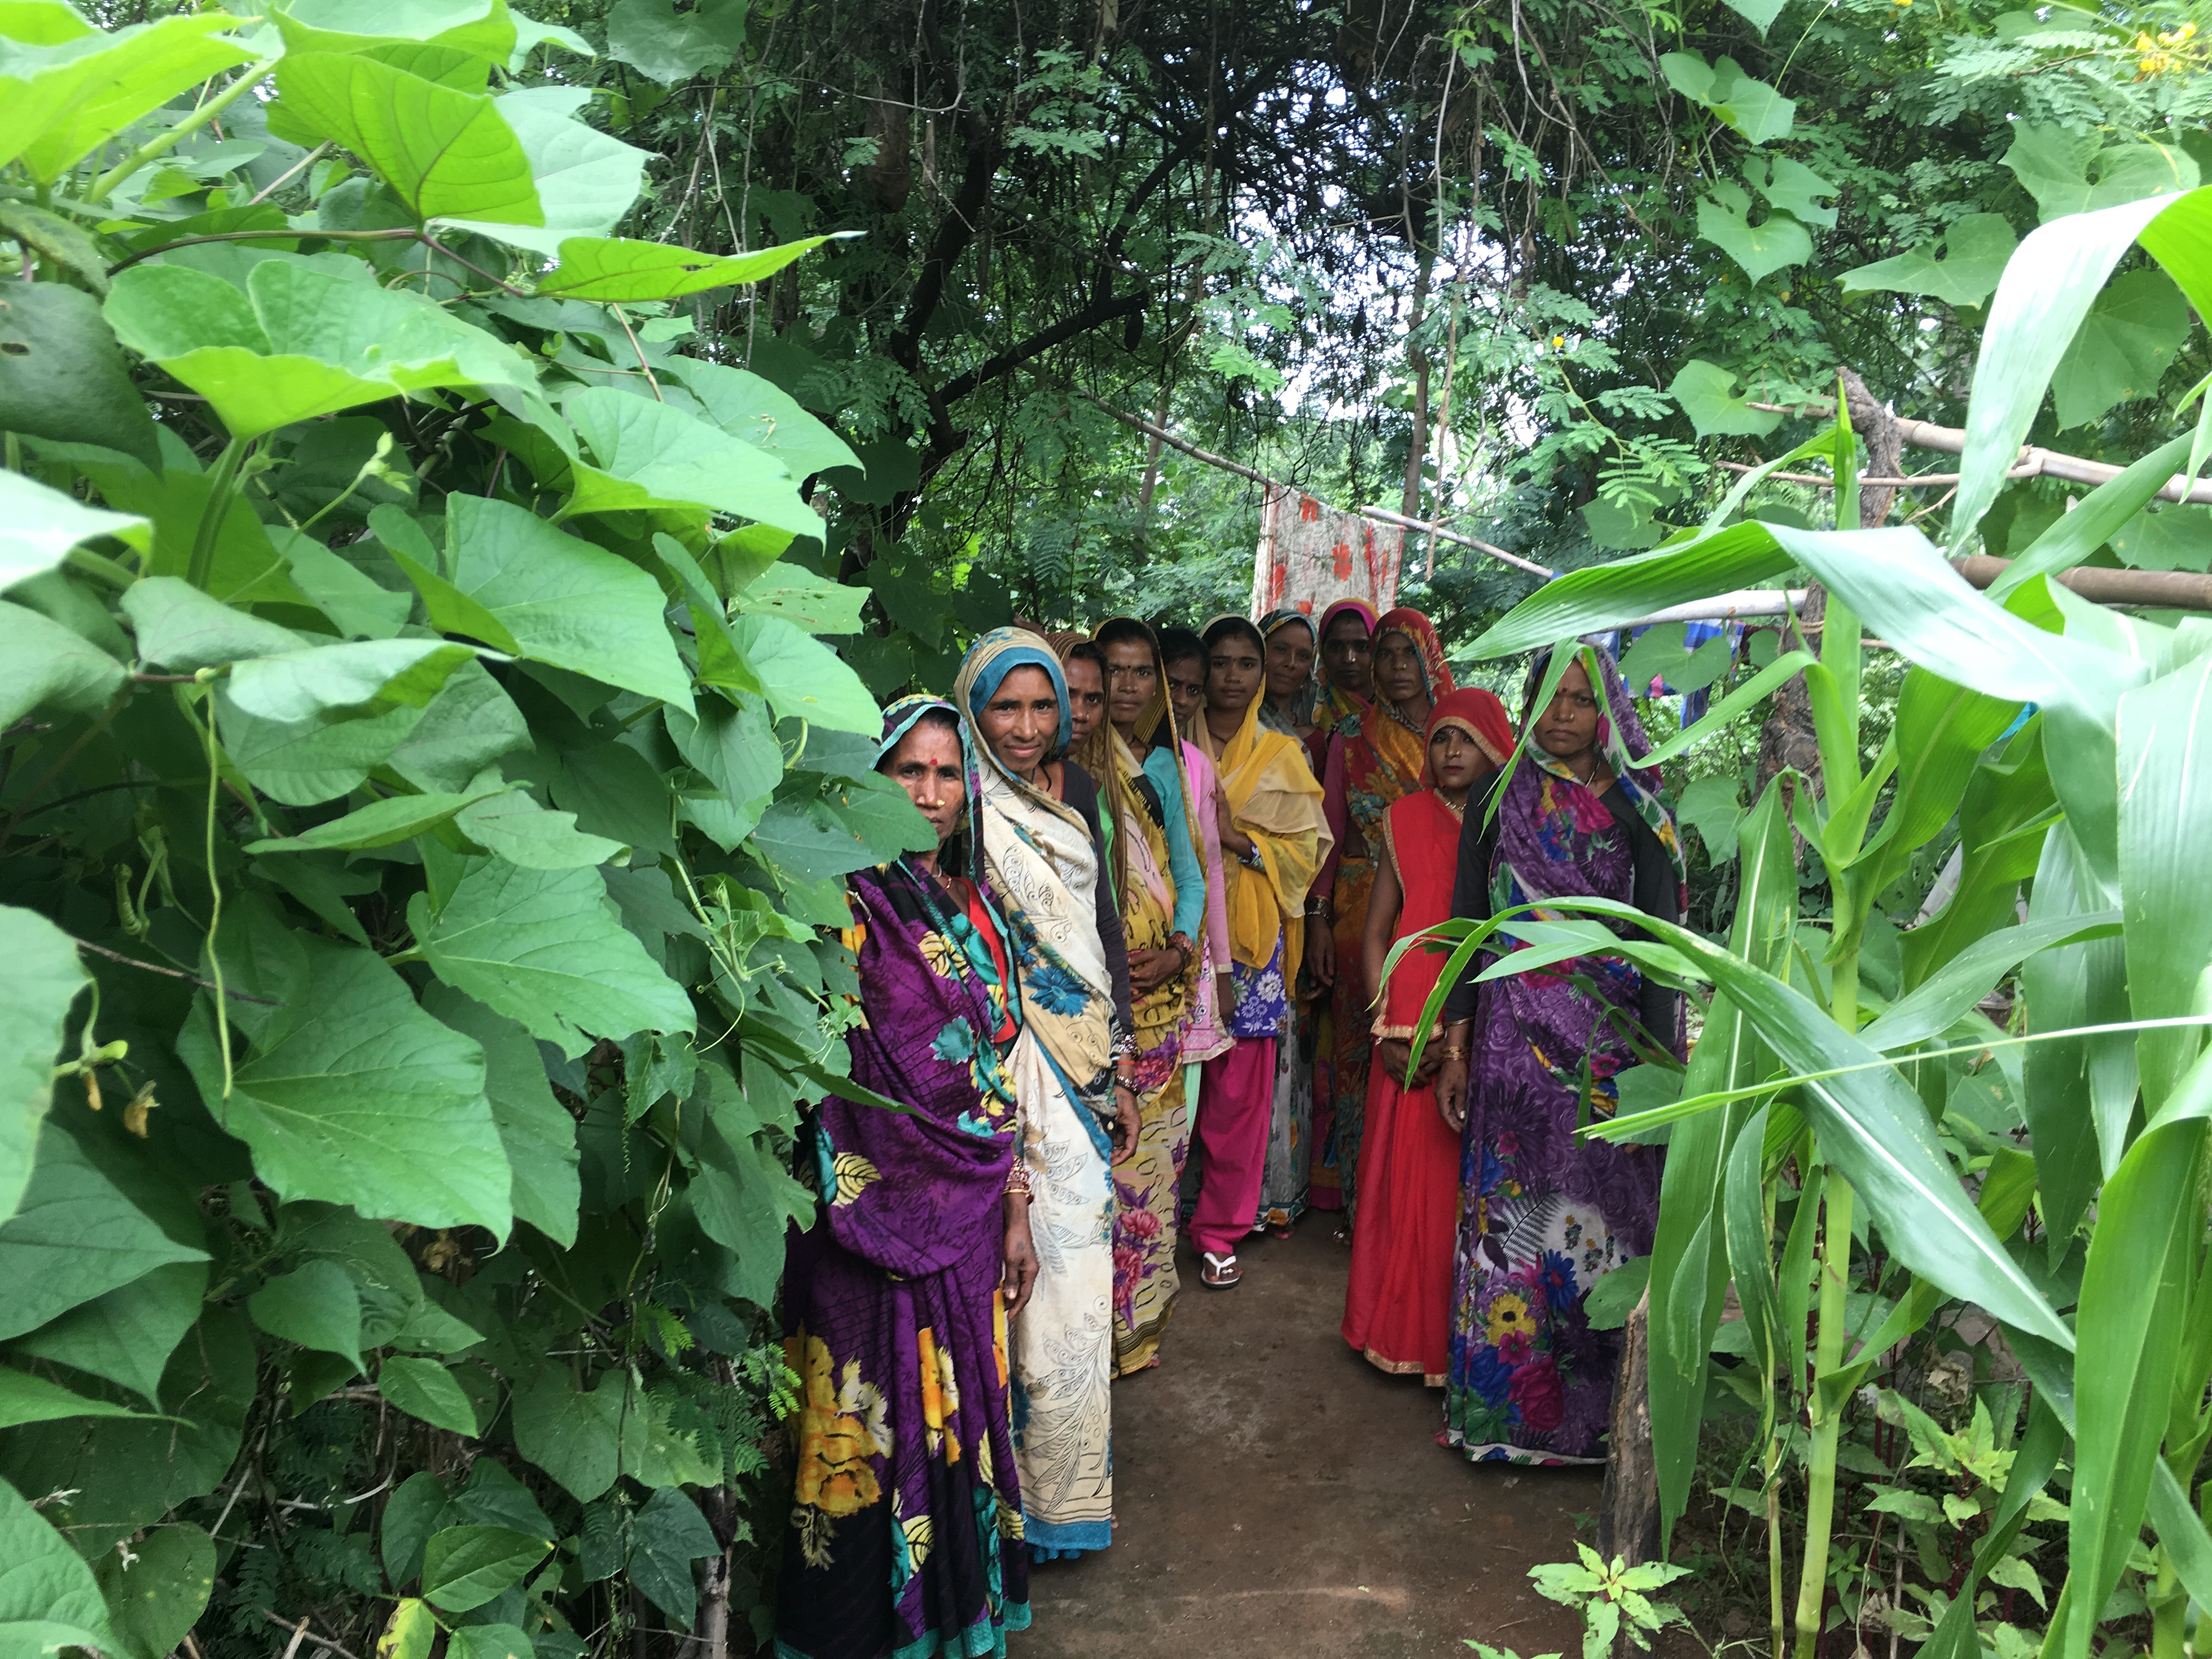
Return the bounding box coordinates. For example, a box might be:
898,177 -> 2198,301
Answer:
1017,1220 -> 1607,1658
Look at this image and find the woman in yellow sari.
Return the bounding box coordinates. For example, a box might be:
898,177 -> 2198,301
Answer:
1073,618 -> 1202,1371
1186,615 -> 1331,1288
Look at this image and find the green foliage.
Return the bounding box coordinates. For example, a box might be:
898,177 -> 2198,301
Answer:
1406,155 -> 2212,1659
0,5 -> 925,1652
1527,1545 -> 1692,1659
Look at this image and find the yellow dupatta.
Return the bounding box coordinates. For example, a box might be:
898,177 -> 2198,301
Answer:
1195,691 -> 1331,988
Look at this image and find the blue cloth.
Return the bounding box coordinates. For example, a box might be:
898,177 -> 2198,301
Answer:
959,635 -> 1072,755
1142,745 -> 1207,940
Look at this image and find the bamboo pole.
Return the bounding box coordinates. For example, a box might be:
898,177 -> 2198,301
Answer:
1746,398 -> 2212,506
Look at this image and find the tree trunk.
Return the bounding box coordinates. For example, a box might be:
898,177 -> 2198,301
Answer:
677,1474 -> 745,1659
1752,369 -> 1903,799
1599,1288 -> 1660,1587
1399,256 -> 1432,518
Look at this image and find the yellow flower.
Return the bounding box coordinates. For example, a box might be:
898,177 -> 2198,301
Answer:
787,1331 -> 884,1517
917,1327 -> 964,1464
830,1153 -> 881,1207
1486,1291 -> 1532,1347
917,929 -> 957,978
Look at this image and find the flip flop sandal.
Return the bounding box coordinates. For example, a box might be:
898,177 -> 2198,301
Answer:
1200,1251 -> 1241,1289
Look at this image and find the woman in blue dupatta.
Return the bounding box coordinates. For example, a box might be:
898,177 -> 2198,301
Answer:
953,628 -> 1139,1561
777,697 -> 1037,1659
1431,644 -> 1686,1465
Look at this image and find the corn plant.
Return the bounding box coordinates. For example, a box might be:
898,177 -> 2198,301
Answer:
1411,188 -> 2212,1659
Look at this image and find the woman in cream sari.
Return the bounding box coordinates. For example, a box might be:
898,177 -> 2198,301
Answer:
953,628 -> 1139,1560
1187,615 -> 1332,1287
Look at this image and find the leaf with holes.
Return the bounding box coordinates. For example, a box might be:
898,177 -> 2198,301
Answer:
1696,187 -> 1810,283
1839,213 -> 2018,308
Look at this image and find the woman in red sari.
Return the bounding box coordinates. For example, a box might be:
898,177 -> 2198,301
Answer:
1307,607 -> 1454,1229
1341,687 -> 1514,1384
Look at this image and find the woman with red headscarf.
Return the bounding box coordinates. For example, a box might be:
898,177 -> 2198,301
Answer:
1340,688 -> 1515,1384
1306,607 -> 1455,1228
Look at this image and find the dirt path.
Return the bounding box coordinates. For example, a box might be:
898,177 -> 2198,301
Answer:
1018,1221 -> 1604,1658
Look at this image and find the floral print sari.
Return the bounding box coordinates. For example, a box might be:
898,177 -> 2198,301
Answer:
1443,646 -> 1684,1465
777,701 -> 1030,1659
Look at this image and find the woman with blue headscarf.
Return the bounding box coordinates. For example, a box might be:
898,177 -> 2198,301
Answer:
952,627 -> 1138,1561
777,695 -> 1037,1659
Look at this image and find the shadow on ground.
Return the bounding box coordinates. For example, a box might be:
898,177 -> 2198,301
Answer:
1018,1220 -> 1604,1657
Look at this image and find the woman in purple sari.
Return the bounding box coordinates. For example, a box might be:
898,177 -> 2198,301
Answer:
777,696 -> 1039,1659
1431,645 -> 1685,1464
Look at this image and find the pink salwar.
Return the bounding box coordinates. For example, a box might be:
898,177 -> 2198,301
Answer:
1191,1036 -> 1277,1256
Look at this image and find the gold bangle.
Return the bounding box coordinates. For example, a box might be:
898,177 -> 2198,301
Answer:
1439,1046 -> 1470,1060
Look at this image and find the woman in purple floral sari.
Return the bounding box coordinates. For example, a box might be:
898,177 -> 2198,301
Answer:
776,696 -> 1038,1659
1431,644 -> 1685,1464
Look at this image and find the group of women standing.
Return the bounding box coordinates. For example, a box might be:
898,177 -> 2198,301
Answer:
774,610 -> 1687,1659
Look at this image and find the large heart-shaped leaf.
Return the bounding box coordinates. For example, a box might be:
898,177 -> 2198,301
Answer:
0,1476 -> 118,1656
270,49 -> 539,224
13,1260 -> 206,1403
434,86 -> 650,254
421,986 -> 579,1245
0,14 -> 253,183
174,938 -> 511,1233
2050,267 -> 2189,429
105,258 -> 538,438
1697,188 -> 1810,282
1838,213 -> 2017,307
409,857 -> 696,1058
0,1123 -> 206,1341
272,0 -> 518,63
510,1368 -> 714,1501
1666,358 -> 1781,439
2002,123 -> 2198,222
397,494 -> 693,706
0,600 -> 126,729
421,1525 -> 549,1612
91,1522 -> 215,1659
665,359 -> 862,477
560,387 -> 822,538
605,0 -> 745,83
625,1487 -> 718,1628
0,280 -> 161,469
